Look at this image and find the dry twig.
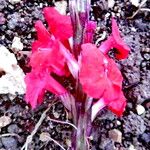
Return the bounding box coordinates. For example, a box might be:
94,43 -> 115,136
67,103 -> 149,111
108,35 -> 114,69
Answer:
44,135 -> 66,150
128,0 -> 148,19
0,133 -> 20,139
21,104 -> 52,150
49,118 -> 77,130
21,101 -> 77,150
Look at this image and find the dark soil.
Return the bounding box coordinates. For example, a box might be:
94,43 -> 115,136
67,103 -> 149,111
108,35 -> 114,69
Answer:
0,0 -> 150,150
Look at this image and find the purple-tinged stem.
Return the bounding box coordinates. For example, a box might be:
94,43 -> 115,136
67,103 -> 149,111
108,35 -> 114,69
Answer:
69,1 -> 93,150
69,0 -> 91,59
71,100 -> 92,150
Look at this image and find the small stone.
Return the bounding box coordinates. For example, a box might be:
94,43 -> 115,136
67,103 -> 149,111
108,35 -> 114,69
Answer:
142,47 -> 150,53
8,94 -> 16,100
0,45 -> 25,95
53,112 -> 60,119
39,3 -> 43,8
128,145 -> 136,150
108,0 -> 115,8
8,124 -> 20,133
116,120 -> 121,126
12,37 -> 23,52
39,132 -> 50,142
0,13 -> 5,25
7,13 -> 21,29
143,53 -> 150,60
146,102 -> 150,109
100,138 -> 115,150
66,139 -> 71,147
9,0 -> 21,5
1,137 -> 17,150
0,0 -> 7,10
130,0 -> 140,7
123,113 -> 146,135
136,105 -> 145,115
0,116 -> 12,128
141,133 -> 150,144
55,0 -> 67,15
109,129 -> 122,143
20,18 -> 24,22
131,27 -> 136,32
1,35 -> 5,40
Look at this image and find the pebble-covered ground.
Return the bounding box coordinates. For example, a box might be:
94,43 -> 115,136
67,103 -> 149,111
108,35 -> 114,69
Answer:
0,0 -> 150,150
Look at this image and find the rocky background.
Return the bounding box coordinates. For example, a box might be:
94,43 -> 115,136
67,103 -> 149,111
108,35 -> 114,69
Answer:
0,0 -> 150,150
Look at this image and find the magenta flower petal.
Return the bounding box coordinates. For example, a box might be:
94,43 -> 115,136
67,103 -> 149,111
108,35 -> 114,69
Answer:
108,92 -> 126,116
107,58 -> 123,86
43,7 -> 73,41
99,36 -> 114,53
32,21 -> 53,53
79,43 -> 123,100
25,71 -> 66,109
30,42 -> 68,76
79,43 -> 126,117
102,58 -> 123,102
92,91 -> 126,120
111,18 -> 130,59
35,20 -> 51,42
79,43 -> 108,98
30,21 -> 69,76
99,18 -> 130,59
25,72 -> 46,109
92,91 -> 126,119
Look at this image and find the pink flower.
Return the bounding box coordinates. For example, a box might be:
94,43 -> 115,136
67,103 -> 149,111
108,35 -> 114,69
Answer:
30,20 -> 69,76
79,44 -> 108,99
25,20 -> 78,108
79,43 -> 126,116
43,7 -> 73,42
24,7 -> 128,117
99,18 -> 130,59
79,44 -> 123,99
25,71 -> 67,109
25,21 -> 70,108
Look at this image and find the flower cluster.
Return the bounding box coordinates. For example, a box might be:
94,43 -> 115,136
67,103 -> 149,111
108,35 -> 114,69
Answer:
25,7 -> 130,118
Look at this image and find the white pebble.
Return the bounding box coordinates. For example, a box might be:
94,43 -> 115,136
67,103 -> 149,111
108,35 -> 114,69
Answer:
0,116 -> 12,128
40,132 -> 50,142
108,0 -> 115,8
116,120 -> 121,126
55,0 -> 67,15
130,0 -> 140,7
136,105 -> 145,115
66,139 -> 71,147
0,45 -> 25,95
129,144 -> 136,150
9,0 -> 21,5
12,37 -> 23,52
131,27 -> 136,32
109,129 -> 122,143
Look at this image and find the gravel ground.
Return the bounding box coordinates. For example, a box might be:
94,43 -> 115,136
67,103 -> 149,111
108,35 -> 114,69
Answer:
0,0 -> 150,150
